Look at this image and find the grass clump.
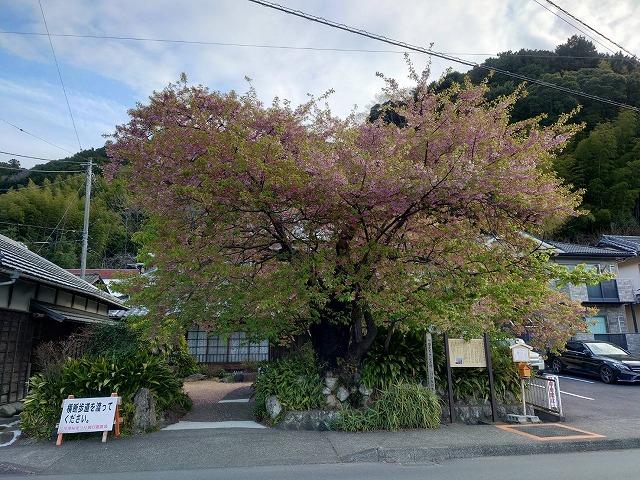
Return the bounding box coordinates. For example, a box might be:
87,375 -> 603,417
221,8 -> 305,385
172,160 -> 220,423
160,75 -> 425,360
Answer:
333,382 -> 441,431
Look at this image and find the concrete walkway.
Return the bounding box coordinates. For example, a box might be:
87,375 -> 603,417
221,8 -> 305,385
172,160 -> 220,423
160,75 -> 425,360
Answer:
164,381 -> 264,430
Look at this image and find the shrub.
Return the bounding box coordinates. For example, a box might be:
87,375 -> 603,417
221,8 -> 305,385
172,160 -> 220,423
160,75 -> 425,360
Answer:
21,350 -> 189,439
253,346 -> 324,421
333,383 -> 441,431
165,338 -> 199,378
33,331 -> 91,373
360,328 -> 520,403
85,323 -> 141,360
360,328 -> 428,389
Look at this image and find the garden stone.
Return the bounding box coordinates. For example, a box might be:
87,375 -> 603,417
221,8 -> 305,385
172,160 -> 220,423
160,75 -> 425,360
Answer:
14,402 -> 24,414
132,388 -> 158,434
266,395 -> 282,419
325,394 -> 339,408
360,395 -> 372,407
325,376 -> 338,391
183,373 -> 206,382
233,372 -> 245,382
322,387 -> 331,395
358,384 -> 372,396
277,410 -> 340,431
0,404 -> 17,418
336,386 -> 349,402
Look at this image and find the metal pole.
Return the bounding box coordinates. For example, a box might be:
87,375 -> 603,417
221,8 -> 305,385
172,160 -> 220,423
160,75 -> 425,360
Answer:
483,332 -> 498,423
80,157 -> 92,280
521,378 -> 527,416
443,333 -> 455,423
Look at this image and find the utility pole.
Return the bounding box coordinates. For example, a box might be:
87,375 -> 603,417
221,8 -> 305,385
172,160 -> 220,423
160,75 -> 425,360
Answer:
80,157 -> 92,280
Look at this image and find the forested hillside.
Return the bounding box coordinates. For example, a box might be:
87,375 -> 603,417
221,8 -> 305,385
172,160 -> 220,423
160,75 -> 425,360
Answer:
436,36 -> 640,240
0,147 -> 141,268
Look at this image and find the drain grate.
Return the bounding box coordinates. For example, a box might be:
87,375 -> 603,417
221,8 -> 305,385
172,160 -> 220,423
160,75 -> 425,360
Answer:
497,423 -> 605,441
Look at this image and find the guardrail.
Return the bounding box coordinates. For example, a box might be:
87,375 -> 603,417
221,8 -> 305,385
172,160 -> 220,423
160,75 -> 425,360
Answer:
524,373 -> 563,418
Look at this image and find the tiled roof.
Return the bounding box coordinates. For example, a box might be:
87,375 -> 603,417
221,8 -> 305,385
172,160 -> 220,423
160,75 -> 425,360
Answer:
598,235 -> 640,254
32,301 -> 116,325
0,234 -> 125,308
545,240 -> 632,258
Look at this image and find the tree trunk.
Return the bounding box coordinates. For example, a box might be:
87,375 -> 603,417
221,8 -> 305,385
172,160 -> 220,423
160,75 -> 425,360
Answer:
309,297 -> 378,370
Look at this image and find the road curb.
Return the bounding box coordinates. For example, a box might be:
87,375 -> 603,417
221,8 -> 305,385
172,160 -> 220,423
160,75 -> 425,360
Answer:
340,437 -> 640,464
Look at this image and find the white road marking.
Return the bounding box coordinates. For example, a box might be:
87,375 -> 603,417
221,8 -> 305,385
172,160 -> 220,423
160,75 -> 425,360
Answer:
0,422 -> 21,448
218,398 -> 250,403
556,375 -> 595,384
162,421 -> 266,431
560,390 -> 594,400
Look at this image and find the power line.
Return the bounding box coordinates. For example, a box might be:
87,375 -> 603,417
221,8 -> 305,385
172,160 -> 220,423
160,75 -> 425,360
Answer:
37,182 -> 85,254
0,165 -> 84,173
0,175 -> 82,192
542,0 -> 639,61
0,119 -> 74,154
0,29 -> 636,62
38,0 -> 83,151
530,0 -> 619,57
247,0 -> 640,112
0,220 -> 81,233
0,150 -> 87,164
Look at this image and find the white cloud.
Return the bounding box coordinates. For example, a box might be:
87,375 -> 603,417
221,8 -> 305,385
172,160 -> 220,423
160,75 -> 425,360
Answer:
2,0 -> 640,165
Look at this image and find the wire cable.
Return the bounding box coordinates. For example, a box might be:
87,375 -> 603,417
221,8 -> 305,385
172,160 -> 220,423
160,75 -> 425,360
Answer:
38,0 -> 83,151
530,0 -> 619,57
542,0 -> 639,60
36,182 -> 84,254
246,0 -> 640,112
0,119 -> 74,154
0,175 -> 82,192
0,220 -> 80,233
0,29 -> 636,62
0,150 -> 87,164
0,166 -> 84,173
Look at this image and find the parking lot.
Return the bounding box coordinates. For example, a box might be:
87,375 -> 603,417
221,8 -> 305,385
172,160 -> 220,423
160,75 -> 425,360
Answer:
554,373 -> 640,422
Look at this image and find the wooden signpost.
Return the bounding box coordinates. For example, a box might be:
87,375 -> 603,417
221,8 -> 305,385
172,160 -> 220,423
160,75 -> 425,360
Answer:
443,333 -> 498,423
56,392 -> 122,446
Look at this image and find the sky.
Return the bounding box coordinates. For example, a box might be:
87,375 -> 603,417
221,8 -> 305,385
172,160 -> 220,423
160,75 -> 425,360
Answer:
1,0 -> 639,167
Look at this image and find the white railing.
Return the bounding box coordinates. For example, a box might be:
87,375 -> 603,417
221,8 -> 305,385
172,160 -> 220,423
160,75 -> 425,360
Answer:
524,373 -> 563,417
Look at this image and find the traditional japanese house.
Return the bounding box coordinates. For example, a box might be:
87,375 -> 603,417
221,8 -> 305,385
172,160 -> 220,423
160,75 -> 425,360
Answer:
0,234 -> 125,405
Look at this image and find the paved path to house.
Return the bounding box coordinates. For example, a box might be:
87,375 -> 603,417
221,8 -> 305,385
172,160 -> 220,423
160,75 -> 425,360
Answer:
163,380 -> 265,430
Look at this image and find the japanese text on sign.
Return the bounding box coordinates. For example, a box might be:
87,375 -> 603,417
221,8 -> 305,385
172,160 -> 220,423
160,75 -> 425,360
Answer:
57,397 -> 119,434
448,338 -> 487,368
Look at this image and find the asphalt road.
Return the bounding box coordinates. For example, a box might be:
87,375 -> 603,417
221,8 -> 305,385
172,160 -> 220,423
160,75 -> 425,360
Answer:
554,372 -> 640,422
3,449 -> 640,480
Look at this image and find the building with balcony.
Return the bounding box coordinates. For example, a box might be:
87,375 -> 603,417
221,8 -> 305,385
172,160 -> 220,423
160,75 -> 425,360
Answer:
546,241 -> 637,335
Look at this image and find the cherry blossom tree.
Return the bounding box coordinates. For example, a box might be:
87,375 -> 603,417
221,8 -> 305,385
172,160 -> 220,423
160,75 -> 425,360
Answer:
108,68 -> 595,367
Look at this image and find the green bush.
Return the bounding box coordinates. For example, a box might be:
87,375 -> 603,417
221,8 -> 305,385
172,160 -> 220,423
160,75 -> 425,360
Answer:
87,324 -> 198,378
165,337 -> 199,378
360,329 -> 428,389
253,346 -> 324,421
85,323 -> 141,360
333,382 -> 441,431
21,351 -> 190,439
360,328 -> 520,403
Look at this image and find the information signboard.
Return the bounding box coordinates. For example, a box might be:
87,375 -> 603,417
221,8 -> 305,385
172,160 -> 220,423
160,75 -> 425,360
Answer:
57,396 -> 119,434
447,338 -> 487,368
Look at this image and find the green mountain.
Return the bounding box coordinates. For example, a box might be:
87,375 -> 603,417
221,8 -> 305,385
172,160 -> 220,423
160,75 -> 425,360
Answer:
0,147 -> 141,268
377,36 -> 640,240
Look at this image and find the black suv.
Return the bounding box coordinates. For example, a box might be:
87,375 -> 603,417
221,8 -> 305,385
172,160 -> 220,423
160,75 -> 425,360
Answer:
547,340 -> 640,384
